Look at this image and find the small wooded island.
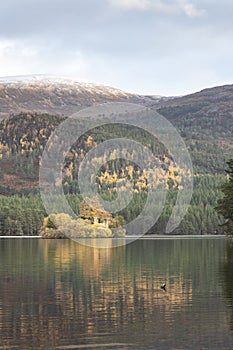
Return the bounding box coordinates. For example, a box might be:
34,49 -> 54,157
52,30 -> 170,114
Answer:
39,199 -> 126,239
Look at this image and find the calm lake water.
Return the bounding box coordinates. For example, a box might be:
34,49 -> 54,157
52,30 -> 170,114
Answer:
0,238 -> 233,350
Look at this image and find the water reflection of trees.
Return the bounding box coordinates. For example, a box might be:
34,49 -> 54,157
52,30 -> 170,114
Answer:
0,239 -> 226,348
221,241 -> 233,330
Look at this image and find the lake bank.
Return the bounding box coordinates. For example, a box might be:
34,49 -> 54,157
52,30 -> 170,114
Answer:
0,236 -> 42,238
0,234 -> 230,239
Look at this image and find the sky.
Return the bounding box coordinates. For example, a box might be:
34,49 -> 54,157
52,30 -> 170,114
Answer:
0,0 -> 232,96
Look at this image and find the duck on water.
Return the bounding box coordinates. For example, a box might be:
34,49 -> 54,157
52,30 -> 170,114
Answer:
161,283 -> 166,291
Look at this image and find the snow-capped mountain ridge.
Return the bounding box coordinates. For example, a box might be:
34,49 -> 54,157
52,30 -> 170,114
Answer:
0,75 -> 163,120
0,74 -> 133,97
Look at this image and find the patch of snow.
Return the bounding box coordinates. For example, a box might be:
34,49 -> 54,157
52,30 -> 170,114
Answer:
0,74 -> 133,98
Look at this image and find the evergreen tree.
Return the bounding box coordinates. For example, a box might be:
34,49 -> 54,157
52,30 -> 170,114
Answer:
216,160 -> 233,234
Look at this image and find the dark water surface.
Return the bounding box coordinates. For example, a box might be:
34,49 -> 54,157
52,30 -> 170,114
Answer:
0,238 -> 233,350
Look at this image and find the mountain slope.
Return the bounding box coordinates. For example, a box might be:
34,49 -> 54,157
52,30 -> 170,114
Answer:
0,77 -> 233,177
0,78 -> 231,235
0,76 -> 160,120
154,85 -> 233,173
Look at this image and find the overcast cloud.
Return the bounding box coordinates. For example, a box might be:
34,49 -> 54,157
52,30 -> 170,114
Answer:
0,0 -> 232,95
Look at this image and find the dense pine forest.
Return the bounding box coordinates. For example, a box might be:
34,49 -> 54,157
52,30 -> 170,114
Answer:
0,114 -> 227,236
0,176 -> 225,236
216,160 -> 233,234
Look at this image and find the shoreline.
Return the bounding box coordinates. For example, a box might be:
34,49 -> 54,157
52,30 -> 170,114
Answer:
0,235 -> 229,239
0,236 -> 42,238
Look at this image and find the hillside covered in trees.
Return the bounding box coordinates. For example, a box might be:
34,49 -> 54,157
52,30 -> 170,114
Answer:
0,80 -> 233,236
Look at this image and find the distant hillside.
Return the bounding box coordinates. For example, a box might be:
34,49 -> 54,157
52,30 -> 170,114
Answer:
154,85 -> 233,173
0,112 -> 177,193
0,76 -> 160,120
0,77 -> 233,181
